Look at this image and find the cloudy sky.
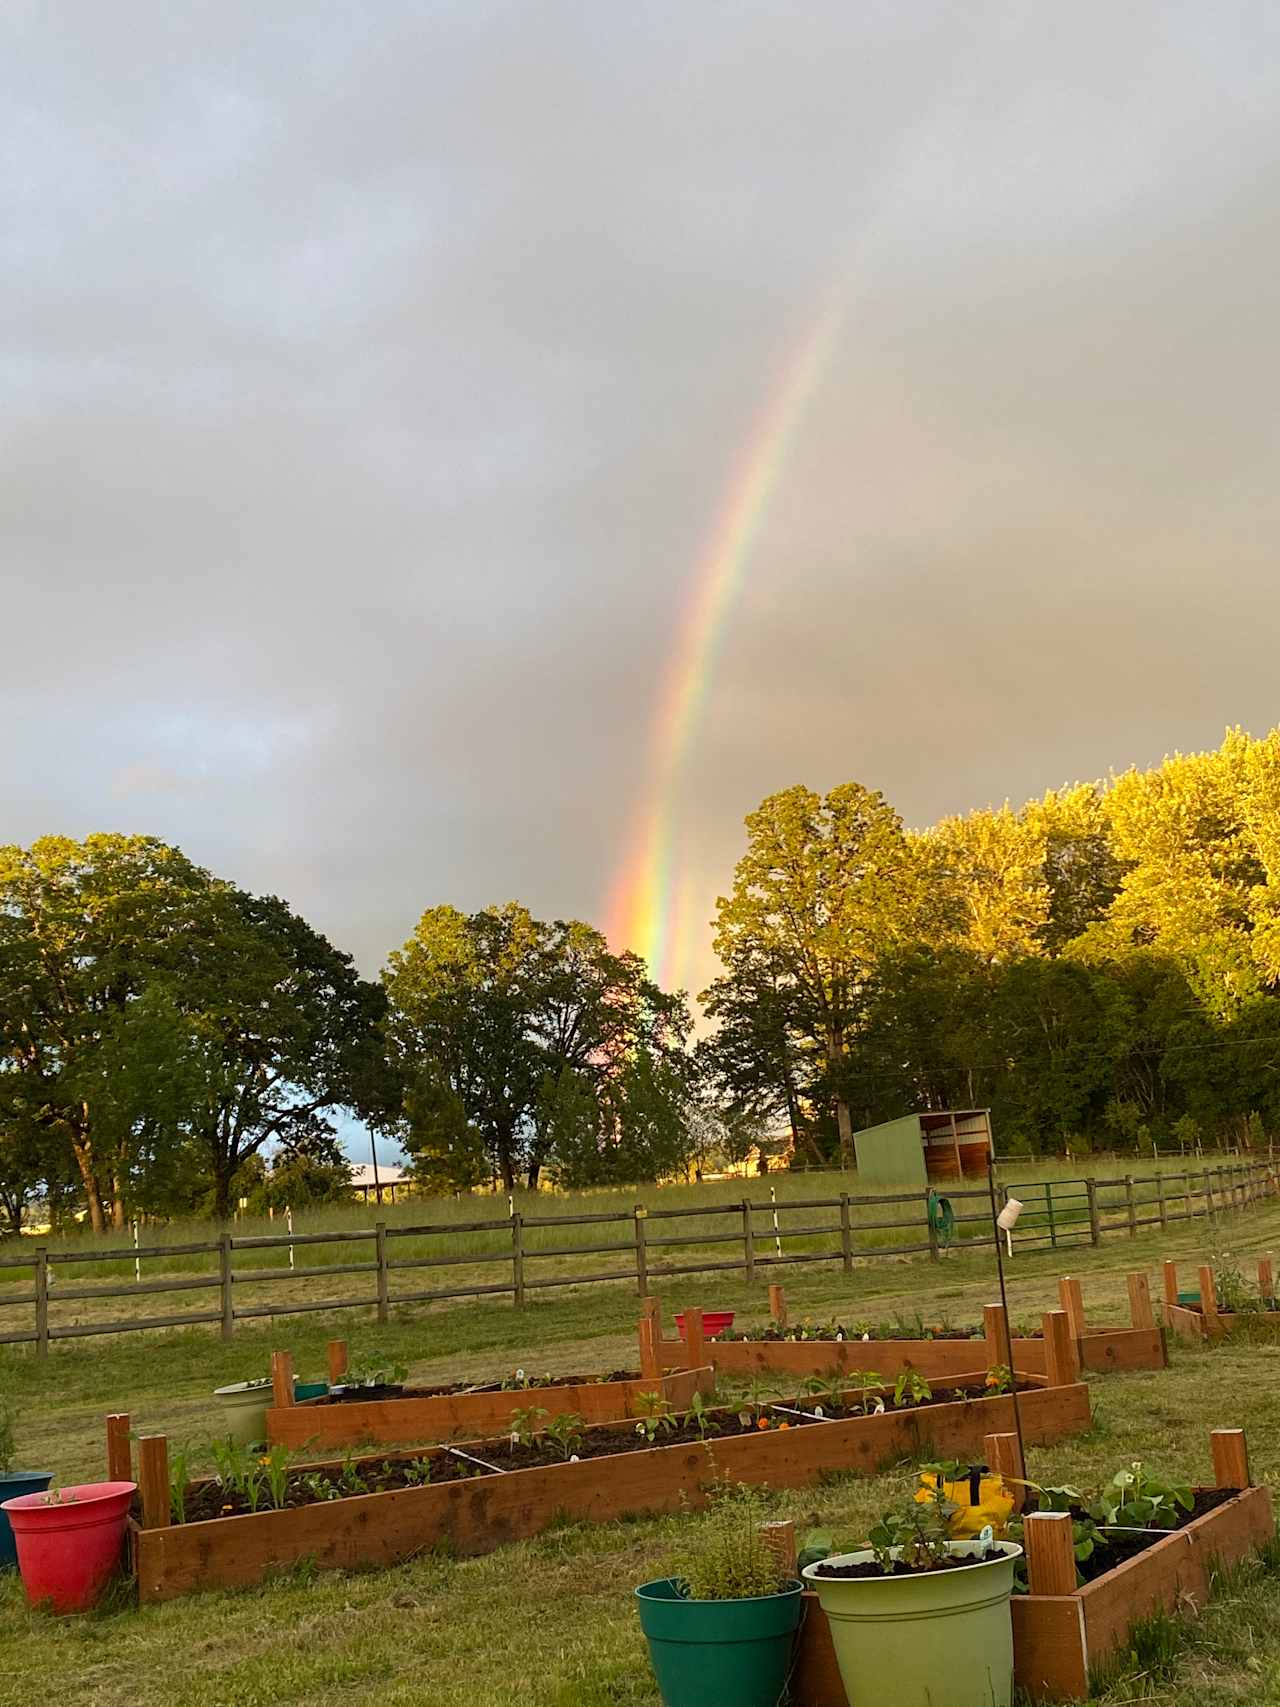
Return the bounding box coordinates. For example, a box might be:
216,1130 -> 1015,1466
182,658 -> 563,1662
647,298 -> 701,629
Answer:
6,1 -> 1280,1017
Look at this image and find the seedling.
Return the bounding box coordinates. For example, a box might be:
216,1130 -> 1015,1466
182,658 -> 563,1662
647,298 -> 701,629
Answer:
632,1391 -> 676,1445
543,1412 -> 585,1461
892,1368 -> 932,1409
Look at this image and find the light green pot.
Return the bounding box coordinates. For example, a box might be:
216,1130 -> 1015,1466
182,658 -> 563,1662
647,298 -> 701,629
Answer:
213,1382 -> 273,1447
803,1539 -> 1021,1707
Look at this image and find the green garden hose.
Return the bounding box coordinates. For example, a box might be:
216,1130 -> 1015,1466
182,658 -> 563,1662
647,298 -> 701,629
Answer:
928,1190 -> 956,1249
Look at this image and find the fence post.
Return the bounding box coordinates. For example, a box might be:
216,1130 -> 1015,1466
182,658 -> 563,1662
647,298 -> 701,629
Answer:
633,1206 -> 649,1297
1085,1179 -> 1100,1246
924,1190 -> 939,1261
1045,1181 -> 1057,1247
375,1221 -> 389,1323
742,1201 -> 755,1285
839,1193 -> 853,1274
218,1233 -> 233,1342
1125,1175 -> 1137,1237
34,1246 -> 49,1358
511,1211 -> 526,1308
1156,1174 -> 1167,1229
1204,1170 -> 1215,1221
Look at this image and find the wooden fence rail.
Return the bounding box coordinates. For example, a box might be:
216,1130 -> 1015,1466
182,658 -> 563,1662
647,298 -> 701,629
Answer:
0,1160 -> 1275,1355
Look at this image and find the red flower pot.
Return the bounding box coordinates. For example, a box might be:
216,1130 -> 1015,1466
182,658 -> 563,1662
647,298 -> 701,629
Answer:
676,1311 -> 735,1340
1,1481 -> 136,1613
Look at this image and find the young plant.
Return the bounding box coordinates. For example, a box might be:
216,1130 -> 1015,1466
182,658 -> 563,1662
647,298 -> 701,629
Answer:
168,1443 -> 192,1525
543,1412 -> 585,1461
892,1368 -> 932,1409
401,1457 -> 433,1487
509,1405 -> 549,1445
262,1443 -> 292,1510
984,1364 -> 1013,1395
338,1451 -> 368,1496
683,1391 -> 721,1441
1212,1255 -> 1261,1315
633,1391 -> 676,1445
1089,1463 -> 1193,1531
867,1482 -> 955,1573
670,1479 -> 792,1601
345,1358 -> 409,1388
846,1369 -> 886,1416
299,1472 -> 341,1502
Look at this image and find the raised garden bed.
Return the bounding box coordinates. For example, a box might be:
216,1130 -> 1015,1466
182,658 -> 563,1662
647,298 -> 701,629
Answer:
264,1342 -> 714,1448
787,1427 -> 1271,1705
111,1372 -> 1091,1602
1162,1257 -> 1280,1343
643,1299 -> 1097,1389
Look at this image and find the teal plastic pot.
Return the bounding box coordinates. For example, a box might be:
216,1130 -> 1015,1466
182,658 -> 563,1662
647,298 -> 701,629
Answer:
803,1540 -> 1021,1707
635,1576 -> 802,1707
1178,1290 -> 1201,1307
293,1381 -> 328,1402
0,1473 -> 53,1569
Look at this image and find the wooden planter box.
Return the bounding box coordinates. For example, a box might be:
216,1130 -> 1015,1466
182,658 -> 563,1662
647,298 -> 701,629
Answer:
642,1289 -> 1151,1389
111,1376 -> 1090,1603
789,1428 -> 1269,1706
1162,1258 -> 1280,1343
264,1343 -> 713,1449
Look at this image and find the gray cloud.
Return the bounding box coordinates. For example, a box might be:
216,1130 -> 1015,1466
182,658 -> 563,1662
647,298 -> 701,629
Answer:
4,0 -> 1280,1017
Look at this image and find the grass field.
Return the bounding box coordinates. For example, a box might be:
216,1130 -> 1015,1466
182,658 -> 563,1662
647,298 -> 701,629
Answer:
1,1170 -> 1279,1705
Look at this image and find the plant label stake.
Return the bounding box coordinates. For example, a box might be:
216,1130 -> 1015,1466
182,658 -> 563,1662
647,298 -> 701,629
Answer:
987,1157 -> 1026,1484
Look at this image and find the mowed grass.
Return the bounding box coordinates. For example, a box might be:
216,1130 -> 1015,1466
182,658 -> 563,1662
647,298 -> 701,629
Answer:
1,1180 -> 1279,1705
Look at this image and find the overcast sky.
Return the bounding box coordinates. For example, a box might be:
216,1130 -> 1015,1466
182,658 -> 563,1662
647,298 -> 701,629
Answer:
6,2 -> 1280,1027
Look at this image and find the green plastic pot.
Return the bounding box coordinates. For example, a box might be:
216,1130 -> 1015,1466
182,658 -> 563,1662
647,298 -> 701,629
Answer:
213,1381 -> 273,1446
635,1576 -> 803,1707
803,1540 -> 1021,1707
1177,1290 -> 1201,1307
293,1381 -> 328,1402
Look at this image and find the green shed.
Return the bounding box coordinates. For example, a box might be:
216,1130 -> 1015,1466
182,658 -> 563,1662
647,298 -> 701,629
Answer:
852,1109 -> 993,1188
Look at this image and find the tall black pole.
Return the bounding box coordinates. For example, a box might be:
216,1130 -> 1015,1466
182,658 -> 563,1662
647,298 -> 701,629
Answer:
987,1153 -> 1026,1483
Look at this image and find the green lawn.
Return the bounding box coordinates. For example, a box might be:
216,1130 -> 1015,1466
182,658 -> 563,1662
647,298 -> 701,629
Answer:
2,1181 -> 1279,1705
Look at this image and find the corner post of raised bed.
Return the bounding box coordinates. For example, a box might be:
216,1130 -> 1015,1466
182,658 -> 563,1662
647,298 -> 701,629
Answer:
1127,1272 -> 1155,1330
1023,1511 -> 1077,1596
633,1205 -> 648,1298
638,1314 -> 661,1381
984,1430 -> 1026,1515
1210,1427 -> 1250,1489
768,1284 -> 787,1326
683,1306 -> 706,1372
983,1303 -> 1012,1370
1198,1264 -> 1219,1323
138,1434 -> 170,1530
106,1413 -> 132,1482
759,1519 -> 797,1575
1258,1257 -> 1274,1306
271,1349 -> 295,1409
742,1201 -> 755,1284
1162,1259 -> 1179,1318
1058,1275 -> 1086,1341
1041,1309 -> 1078,1387
326,1339 -> 349,1385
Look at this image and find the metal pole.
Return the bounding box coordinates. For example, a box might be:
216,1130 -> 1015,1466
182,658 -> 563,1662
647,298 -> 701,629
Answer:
987,1156 -> 1026,1481
370,1127 -> 383,1208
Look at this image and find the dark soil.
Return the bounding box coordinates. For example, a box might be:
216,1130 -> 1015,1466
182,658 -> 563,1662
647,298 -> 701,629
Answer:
719,1325 -> 978,1344
813,1545 -> 1008,1579
1067,1487 -> 1239,1583
314,1370 -> 635,1406
775,1379 -> 1034,1421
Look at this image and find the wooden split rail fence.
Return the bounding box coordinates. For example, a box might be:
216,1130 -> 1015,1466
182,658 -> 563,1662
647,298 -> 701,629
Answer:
0,1160 -> 1274,1355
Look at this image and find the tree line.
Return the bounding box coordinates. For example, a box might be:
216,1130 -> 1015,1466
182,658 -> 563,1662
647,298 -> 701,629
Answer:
4,728 -> 1279,1229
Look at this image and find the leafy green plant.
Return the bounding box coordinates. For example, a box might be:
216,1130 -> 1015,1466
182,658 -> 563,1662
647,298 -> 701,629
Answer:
401,1457 -> 432,1487
345,1359 -> 409,1388
984,1364 -> 1013,1395
866,1482 -> 955,1573
847,1369 -> 886,1416
670,1479 -> 792,1601
632,1390 -> 676,1445
338,1451 -> 368,1496
543,1412 -> 585,1461
262,1442 -> 292,1510
1088,1463 -> 1193,1530
1212,1255 -> 1261,1315
299,1472 -> 341,1503
509,1405 -> 549,1445
683,1391 -> 721,1440
168,1443 -> 192,1524
892,1368 -> 932,1409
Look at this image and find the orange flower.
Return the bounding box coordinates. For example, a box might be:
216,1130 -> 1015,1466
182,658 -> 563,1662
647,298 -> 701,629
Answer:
778,1422 -> 790,1430
756,1417 -> 769,1430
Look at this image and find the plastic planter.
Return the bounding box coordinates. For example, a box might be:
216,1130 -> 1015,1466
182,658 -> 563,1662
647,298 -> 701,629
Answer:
803,1540 -> 1021,1707
636,1576 -> 802,1707
2,1481 -> 137,1613
213,1381 -> 273,1445
0,1472 -> 54,1568
676,1311 -> 734,1340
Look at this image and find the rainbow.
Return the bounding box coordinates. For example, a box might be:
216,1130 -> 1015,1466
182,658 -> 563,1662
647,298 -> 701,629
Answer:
605,294 -> 847,990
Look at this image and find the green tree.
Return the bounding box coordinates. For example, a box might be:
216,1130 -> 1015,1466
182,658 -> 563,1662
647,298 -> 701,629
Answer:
713,784 -> 946,1165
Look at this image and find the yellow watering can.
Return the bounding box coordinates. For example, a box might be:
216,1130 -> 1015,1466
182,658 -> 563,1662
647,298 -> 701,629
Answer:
916,1464 -> 1014,1538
